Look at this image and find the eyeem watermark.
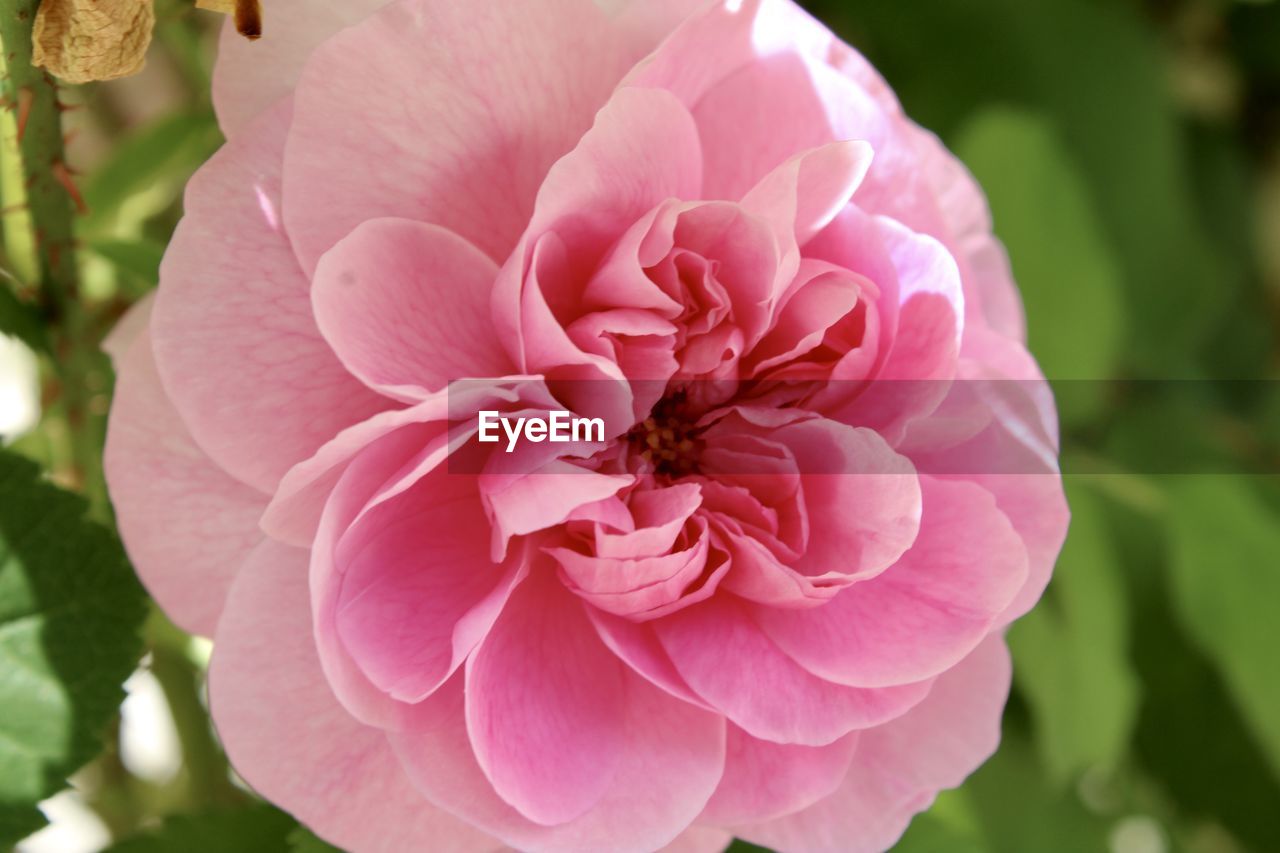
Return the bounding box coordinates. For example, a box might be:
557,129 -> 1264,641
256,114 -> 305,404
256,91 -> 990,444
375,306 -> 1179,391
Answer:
477,410 -> 606,453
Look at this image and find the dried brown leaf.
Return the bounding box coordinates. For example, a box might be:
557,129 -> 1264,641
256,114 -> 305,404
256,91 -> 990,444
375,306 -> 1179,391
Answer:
32,0 -> 155,84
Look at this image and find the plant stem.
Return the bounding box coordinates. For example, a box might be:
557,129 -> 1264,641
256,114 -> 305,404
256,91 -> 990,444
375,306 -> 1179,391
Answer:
0,1 -> 76,318
147,611 -> 244,808
1,1 -> 110,502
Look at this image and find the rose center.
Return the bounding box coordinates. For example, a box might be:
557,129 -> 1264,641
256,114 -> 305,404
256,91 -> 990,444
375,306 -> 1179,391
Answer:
626,388 -> 705,478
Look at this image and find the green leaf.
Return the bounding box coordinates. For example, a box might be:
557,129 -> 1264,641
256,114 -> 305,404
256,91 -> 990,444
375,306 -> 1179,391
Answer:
1008,480 -> 1139,784
0,285 -> 49,354
1166,476 -> 1280,780
894,810 -> 989,853
962,733 -> 1111,853
726,841 -> 772,853
106,805 -> 297,852
0,804 -> 46,846
1114,485 -> 1280,851
82,111 -> 222,229
289,825 -> 345,853
87,238 -> 166,296
823,0 -> 1229,372
954,108 -> 1124,410
0,450 -> 147,846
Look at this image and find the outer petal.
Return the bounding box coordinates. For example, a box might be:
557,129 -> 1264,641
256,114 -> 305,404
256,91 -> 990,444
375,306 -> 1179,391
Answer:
907,123 -> 1026,341
211,0 -> 392,137
214,0 -> 702,139
657,596 -> 932,746
104,329 -> 266,637
659,826 -> 733,853
283,0 -> 669,272
393,654 -> 725,852
311,219 -> 512,401
152,101 -> 387,493
911,329 -> 1068,625
624,0 -> 843,108
101,291 -> 154,365
736,636 -> 1012,853
755,477 -> 1027,687
699,726 -> 858,826
207,540 -> 500,852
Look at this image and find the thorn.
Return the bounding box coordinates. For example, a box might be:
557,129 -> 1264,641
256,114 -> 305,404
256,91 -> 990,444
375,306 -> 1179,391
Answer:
62,129 -> 80,147
51,161 -> 89,215
16,88 -> 33,143
55,101 -> 83,113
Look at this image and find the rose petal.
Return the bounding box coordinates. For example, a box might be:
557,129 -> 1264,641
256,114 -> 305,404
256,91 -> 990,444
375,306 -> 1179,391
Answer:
493,84 -> 703,380
283,0 -> 668,272
211,0 -> 392,136
740,139 -> 873,250
465,571 -> 628,825
693,52 -> 837,203
657,595 -> 931,746
392,591 -> 725,851
208,540 -> 500,852
151,101 -> 387,493
755,476 -> 1027,687
312,218 -> 512,401
735,636 -> 1011,852
104,329 -> 266,637
700,725 -> 858,825
333,463 -> 520,704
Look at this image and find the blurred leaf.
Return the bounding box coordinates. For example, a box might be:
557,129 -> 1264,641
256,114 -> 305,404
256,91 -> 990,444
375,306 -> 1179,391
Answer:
1008,481 -> 1138,784
87,237 -> 164,296
106,805 -> 297,852
727,841 -> 772,852
0,450 -> 147,846
82,111 -> 222,229
1185,124 -> 1273,379
823,0 -> 1229,372
1230,0 -> 1280,85
955,108 -> 1124,417
289,825 -> 345,853
0,805 -> 46,848
894,810 -> 989,853
1166,476 -> 1280,779
962,733 -> 1111,852
1104,384 -> 1246,475
0,285 -> 49,354
1111,486 -> 1280,850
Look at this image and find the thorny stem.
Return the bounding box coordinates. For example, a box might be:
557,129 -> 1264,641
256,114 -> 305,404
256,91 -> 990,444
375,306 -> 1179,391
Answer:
1,0 -> 110,500
1,0 -> 75,317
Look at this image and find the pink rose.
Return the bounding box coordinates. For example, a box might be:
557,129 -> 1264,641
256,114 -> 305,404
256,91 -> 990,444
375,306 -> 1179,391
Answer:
104,0 -> 1068,850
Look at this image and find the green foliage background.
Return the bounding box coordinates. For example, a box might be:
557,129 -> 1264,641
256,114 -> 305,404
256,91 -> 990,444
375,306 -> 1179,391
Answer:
1,0 -> 1278,850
